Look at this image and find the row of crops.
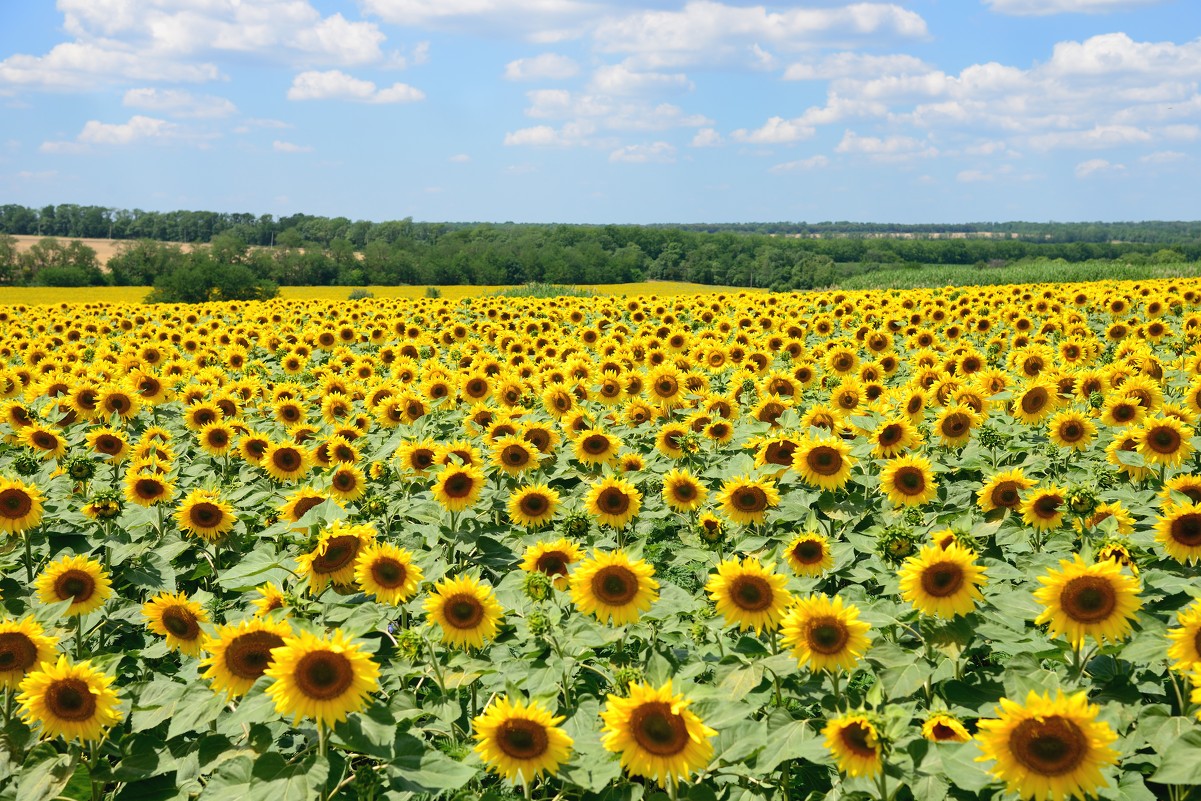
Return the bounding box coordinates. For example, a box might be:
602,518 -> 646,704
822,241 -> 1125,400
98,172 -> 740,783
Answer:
1,282 -> 1200,800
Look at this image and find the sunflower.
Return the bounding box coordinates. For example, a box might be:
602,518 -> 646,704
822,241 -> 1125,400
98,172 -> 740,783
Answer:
600,680 -> 716,788
870,416 -> 921,459
328,463 -> 367,502
661,468 -> 707,512
585,476 -> 642,529
1100,394 -> 1145,428
0,477 -> 44,534
86,427 -> 129,462
355,542 -> 424,605
898,543 -> 988,618
934,404 -> 980,448
520,538 -> 583,590
1020,486 -> 1067,531
35,554 -> 113,617
507,484 -> 559,529
780,594 -> 871,673
1137,416 -> 1194,467
432,462 -> 486,513
1033,556 -> 1142,649
717,475 -> 780,526
473,695 -> 575,783
280,487 -> 333,524
0,616 -> 57,690
424,574 -> 505,649
253,582 -> 288,617
262,442 -> 312,483
1163,474 -> 1201,507
200,617 -> 293,697
704,556 -> 792,633
570,550 -> 659,626
396,438 -> 439,475
493,436 -> 541,476
922,713 -> 972,743
754,434 -> 800,471
1074,501 -> 1135,536
976,689 -> 1118,801
1167,600 -> 1201,673
197,421 -> 235,457
784,532 -> 834,577
1106,433 -> 1153,481
21,424 -> 67,460
297,520 -> 376,594
1011,383 -> 1059,425
1155,502 -> 1201,564
823,714 -> 883,778
17,655 -> 122,743
1047,410 -> 1097,452
175,489 -> 235,542
264,628 -> 380,727
879,455 -> 938,507
574,429 -> 622,465
142,591 -> 210,657
796,435 -> 856,492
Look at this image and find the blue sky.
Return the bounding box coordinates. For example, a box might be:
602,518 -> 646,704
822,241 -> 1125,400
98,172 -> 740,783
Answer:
0,0 -> 1198,224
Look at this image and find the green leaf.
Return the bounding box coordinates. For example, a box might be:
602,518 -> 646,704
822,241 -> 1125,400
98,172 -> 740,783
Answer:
879,661 -> 932,700
754,713 -> 826,773
246,753 -> 329,801
16,751 -> 78,801
718,663 -> 765,703
1149,730 -> 1201,784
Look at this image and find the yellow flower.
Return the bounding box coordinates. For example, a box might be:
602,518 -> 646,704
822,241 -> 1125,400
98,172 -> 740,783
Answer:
0,616 -> 57,690
585,476 -> 641,529
1020,486 -> 1067,531
1033,556 -> 1142,649
879,454 -> 938,507
823,714 -> 883,778
264,628 -> 380,727
704,556 -> 792,633
508,484 -> 559,528
1167,600 -> 1201,673
784,532 -> 834,577
1047,409 -> 1097,452
795,435 -> 855,491
17,655 -> 122,743
898,543 -> 987,618
296,520 -> 376,594
976,689 -> 1118,801
355,542 -> 423,605
473,696 -> 574,783
35,554 -> 113,617
780,594 -> 871,673
176,489 -> 235,542
600,680 -> 716,788
200,617 -> 293,697
519,538 -> 583,591
662,468 -> 707,512
922,713 -> 971,743
432,462 -> 486,512
142,591 -> 209,657
570,550 -> 658,626
977,469 -> 1036,513
424,574 -> 504,649
0,477 -> 44,534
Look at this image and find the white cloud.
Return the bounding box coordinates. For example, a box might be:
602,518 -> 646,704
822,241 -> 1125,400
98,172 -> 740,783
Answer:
769,155 -> 828,173
123,88 -> 236,119
503,122 -> 598,147
1075,158 -> 1125,177
521,89 -> 710,133
448,153 -> 471,163
362,0 -> 599,36
1138,150 -> 1187,164
732,116 -> 815,144
0,42 -> 220,91
79,115 -> 178,145
609,142 -> 676,163
691,128 -> 723,147
273,140 -> 314,153
1028,124 -> 1152,150
38,141 -> 90,155
593,1 -> 928,69
783,52 -> 930,81
590,64 -> 692,95
836,131 -> 938,160
287,70 -> 425,103
504,53 -> 579,81
984,0 -> 1168,15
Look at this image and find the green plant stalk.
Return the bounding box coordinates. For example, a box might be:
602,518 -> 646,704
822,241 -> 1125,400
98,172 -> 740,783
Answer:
874,765 -> 890,801
22,529 -> 34,583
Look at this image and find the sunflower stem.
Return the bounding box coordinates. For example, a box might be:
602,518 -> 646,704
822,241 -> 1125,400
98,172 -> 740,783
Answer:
75,616 -> 86,658
22,530 -> 34,583
1169,670 -> 1188,715
874,764 -> 890,801
830,670 -> 844,711
317,721 -> 328,758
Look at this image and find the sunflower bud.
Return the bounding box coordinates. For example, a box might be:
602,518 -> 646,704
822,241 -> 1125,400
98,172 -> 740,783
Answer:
83,489 -> 124,521
526,609 -> 553,637
1088,391 -> 1105,409
876,524 -> 920,565
522,571 -> 553,603
612,666 -> 642,692
14,451 -> 40,476
64,454 -> 96,482
1066,485 -> 1099,516
396,629 -> 423,660
563,511 -> 590,538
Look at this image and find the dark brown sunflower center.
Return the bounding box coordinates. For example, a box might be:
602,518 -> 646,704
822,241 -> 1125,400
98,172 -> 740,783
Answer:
807,447 -> 843,476
444,593 -> 485,629
535,553 -> 568,576
294,651 -> 354,700
1060,576 -> 1117,623
839,722 -> 877,757
496,718 -> 550,759
224,631 -> 285,679
444,472 -> 475,498
670,481 -> 697,502
992,482 -> 1021,509
763,441 -> 796,466
135,479 -> 166,500
656,378 -> 678,396
792,539 -> 824,564
95,435 -> 122,454
189,502 -> 222,528
941,414 -> 969,437
1112,404 -> 1136,422
46,678 -> 97,721
519,493 -> 550,516
1009,716 -> 1087,777
733,486 -> 768,512
502,446 -> 530,466
33,432 -> 58,450
581,435 -> 610,455
878,425 -> 903,447
273,449 -> 302,471
525,431 -> 550,451
1148,426 -> 1181,453
597,487 -> 631,515
161,605 -> 200,640
930,722 -> 959,741
313,536 -> 360,574
1021,389 -> 1048,414
333,471 -> 358,491
0,488 -> 33,519
592,566 -> 639,605
631,702 -> 689,756
1060,423 -> 1083,440
55,569 -> 95,603
292,497 -> 323,519
1170,513 -> 1201,546
206,430 -> 229,447
806,616 -> 849,654
920,563 -> 965,598
1034,494 -> 1063,518
729,575 -> 774,612
894,467 -> 926,495
370,558 -> 407,588
0,632 -> 37,672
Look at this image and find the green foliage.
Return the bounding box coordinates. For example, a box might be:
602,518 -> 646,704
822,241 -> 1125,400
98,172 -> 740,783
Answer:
489,283 -> 598,298
348,289 -> 375,300
424,286 -> 442,298
145,255 -> 278,303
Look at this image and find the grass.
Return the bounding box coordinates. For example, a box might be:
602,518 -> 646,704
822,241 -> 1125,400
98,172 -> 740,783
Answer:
836,259 -> 1201,290
0,281 -> 755,306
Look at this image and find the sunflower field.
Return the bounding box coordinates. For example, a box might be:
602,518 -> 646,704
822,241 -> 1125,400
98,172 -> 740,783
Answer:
2,282 -> 1201,801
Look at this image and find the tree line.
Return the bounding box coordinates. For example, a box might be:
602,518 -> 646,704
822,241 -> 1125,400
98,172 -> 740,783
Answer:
1,203 -> 1200,299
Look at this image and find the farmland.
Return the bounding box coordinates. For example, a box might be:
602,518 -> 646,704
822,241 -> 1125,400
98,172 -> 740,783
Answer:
1,279 -> 1200,801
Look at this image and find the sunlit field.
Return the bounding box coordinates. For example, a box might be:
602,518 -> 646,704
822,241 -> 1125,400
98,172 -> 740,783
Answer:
2,279 -> 1201,801
2,282 -> 755,306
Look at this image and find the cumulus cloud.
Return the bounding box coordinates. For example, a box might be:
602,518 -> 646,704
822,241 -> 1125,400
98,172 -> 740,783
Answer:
287,70 -> 425,103
769,155 -> 828,173
273,140 -> 314,153
448,153 -> 471,163
362,0 -> 599,37
39,114 -> 189,153
836,131 -> 938,160
589,64 -> 692,95
732,117 -> 815,144
691,128 -> 723,147
1075,158 -> 1125,177
1138,150 -> 1187,164
783,52 -> 930,81
609,141 -> 676,163
123,88 -> 236,119
503,121 -> 599,147
504,53 -> 579,81
521,89 -> 710,133
984,0 -> 1168,15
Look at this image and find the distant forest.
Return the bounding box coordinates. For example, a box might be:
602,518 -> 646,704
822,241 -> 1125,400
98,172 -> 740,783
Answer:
2,202 -> 1200,293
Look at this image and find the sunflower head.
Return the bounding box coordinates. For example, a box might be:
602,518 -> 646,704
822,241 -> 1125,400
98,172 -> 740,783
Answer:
473,696 -> 575,783
263,628 -> 380,726
600,680 -> 716,788
570,550 -> 659,626
424,574 -> 505,649
35,554 -> 113,617
142,591 -> 210,657
0,616 -> 58,690
823,713 -> 884,778
17,655 -> 123,743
